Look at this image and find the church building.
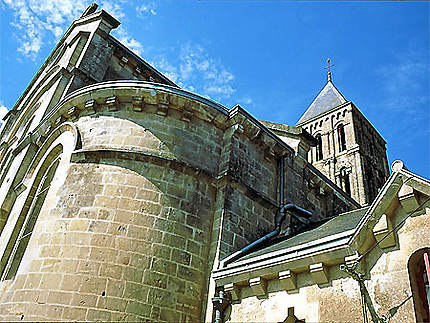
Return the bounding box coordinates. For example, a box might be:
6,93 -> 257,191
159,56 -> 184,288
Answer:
0,5 -> 428,322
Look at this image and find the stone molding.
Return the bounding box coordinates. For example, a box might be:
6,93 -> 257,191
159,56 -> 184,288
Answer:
14,81 -> 292,166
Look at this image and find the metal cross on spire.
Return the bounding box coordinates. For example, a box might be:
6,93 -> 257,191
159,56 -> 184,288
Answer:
325,58 -> 334,82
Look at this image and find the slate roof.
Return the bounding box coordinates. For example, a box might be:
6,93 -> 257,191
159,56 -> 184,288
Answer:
296,80 -> 347,125
236,206 -> 369,263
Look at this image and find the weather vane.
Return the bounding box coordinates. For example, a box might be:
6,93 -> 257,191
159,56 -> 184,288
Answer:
324,58 -> 334,82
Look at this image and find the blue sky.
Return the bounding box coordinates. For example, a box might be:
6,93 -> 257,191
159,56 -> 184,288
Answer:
1,0 -> 429,177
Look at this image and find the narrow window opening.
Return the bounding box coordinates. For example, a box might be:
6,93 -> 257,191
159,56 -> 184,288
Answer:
316,135 -> 323,161
337,124 -> 346,152
340,168 -> 351,196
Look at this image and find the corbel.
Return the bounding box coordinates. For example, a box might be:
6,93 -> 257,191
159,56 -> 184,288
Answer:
344,253 -> 366,274
231,123 -> 244,136
13,181 -> 27,196
249,277 -> 267,296
156,94 -> 169,116
65,106 -> 80,121
43,123 -> 53,137
213,114 -> 229,129
119,56 -> 129,67
264,147 -> 276,162
224,283 -> 241,301
0,141 -> 8,151
132,96 -> 144,112
309,262 -> 329,284
54,115 -> 66,126
35,134 -> 46,147
372,213 -> 395,248
180,104 -> 194,122
106,96 -> 119,111
84,99 -> 97,114
248,127 -> 261,141
278,270 -> 297,291
398,184 -> 419,213
133,66 -> 142,77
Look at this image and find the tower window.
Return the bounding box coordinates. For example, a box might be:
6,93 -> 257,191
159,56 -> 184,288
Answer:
340,168 -> 351,196
316,134 -> 323,161
337,124 -> 346,152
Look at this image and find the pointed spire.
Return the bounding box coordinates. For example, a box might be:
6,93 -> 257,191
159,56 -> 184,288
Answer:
325,58 -> 334,82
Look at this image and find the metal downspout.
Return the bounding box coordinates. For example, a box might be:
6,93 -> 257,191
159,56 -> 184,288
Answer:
219,156 -> 312,268
212,290 -> 230,323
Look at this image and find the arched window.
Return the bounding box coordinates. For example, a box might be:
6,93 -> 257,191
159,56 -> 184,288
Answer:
0,149 -> 61,280
316,134 -> 323,161
340,168 -> 351,196
408,248 -> 430,323
337,124 -> 346,152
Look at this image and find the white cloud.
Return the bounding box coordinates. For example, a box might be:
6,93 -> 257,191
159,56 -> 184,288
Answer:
377,47 -> 429,113
113,27 -> 144,56
3,0 -> 89,59
154,43 -> 236,101
238,97 -> 253,106
2,0 -> 136,59
136,3 -> 157,18
0,105 -> 9,124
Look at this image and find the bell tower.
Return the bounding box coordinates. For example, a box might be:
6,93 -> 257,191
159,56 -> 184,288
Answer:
296,59 -> 389,206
